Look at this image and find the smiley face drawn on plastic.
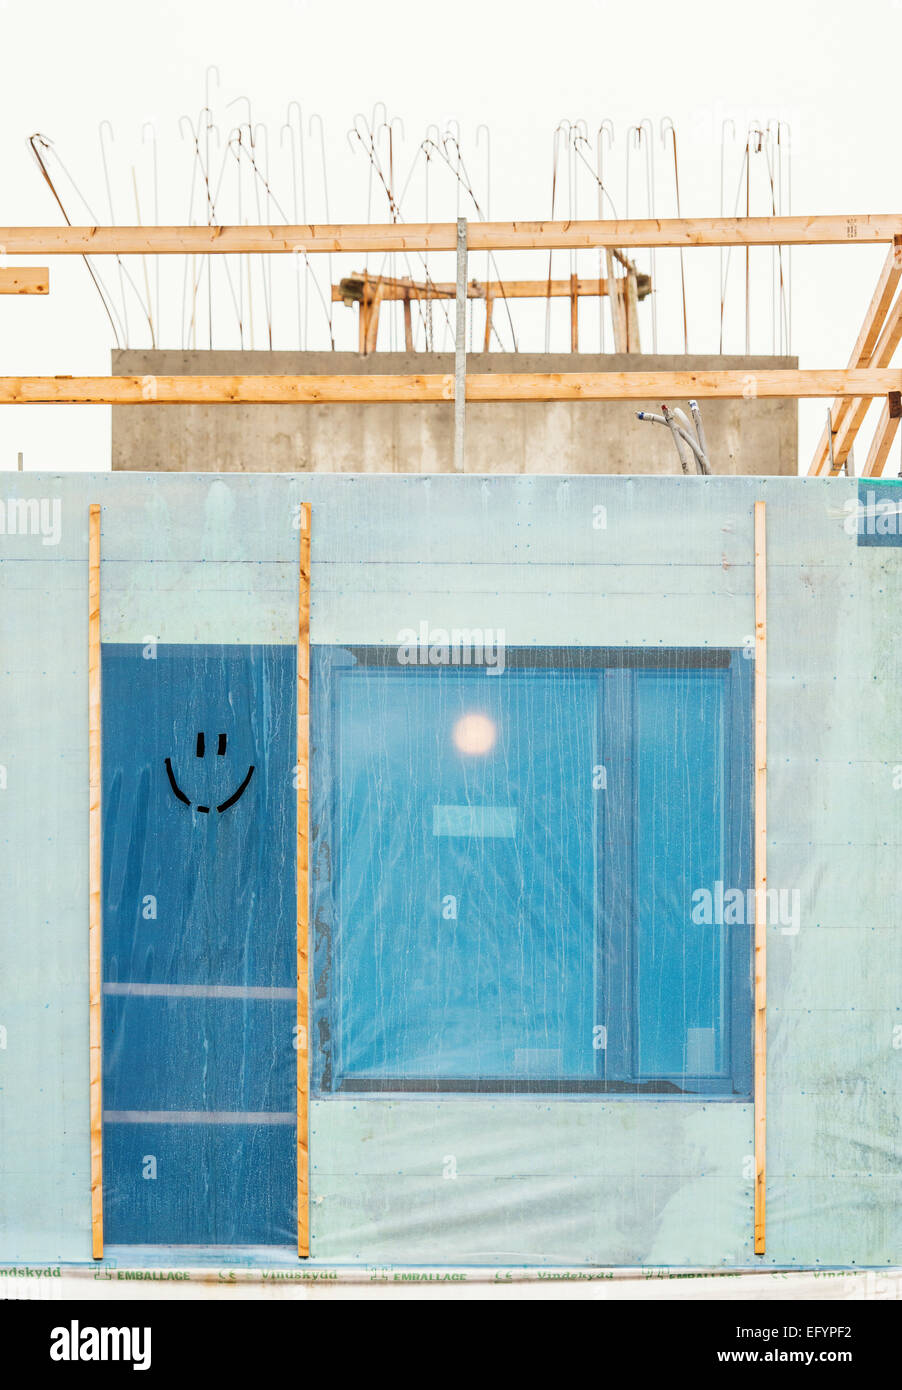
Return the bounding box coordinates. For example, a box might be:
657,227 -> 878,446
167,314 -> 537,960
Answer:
164,730 -> 255,814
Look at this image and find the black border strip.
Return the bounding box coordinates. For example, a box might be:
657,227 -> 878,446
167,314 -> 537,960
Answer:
338,1078 -> 742,1096
340,645 -> 731,670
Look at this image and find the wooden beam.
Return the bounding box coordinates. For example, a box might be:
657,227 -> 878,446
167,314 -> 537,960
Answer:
754,499 -> 767,1257
364,280 -> 384,355
0,267 -> 48,294
334,274 -> 649,302
2,369 -> 902,404
483,293 -> 493,352
296,502 -> 311,1259
570,273 -> 579,352
810,237 -> 902,474
88,503 -> 103,1261
625,270 -> 641,352
852,238 -> 902,361
826,285 -> 902,472
2,215 -> 901,256
861,393 -> 902,476
357,278 -> 369,354
402,295 -> 413,352
0,374 -> 454,403
467,367 -> 900,402
811,241 -> 900,475
608,255 -> 627,353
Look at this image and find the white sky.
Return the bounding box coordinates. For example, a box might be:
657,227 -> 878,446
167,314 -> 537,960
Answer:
0,0 -> 900,473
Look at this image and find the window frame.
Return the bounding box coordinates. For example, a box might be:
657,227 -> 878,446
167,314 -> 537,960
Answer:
311,645 -> 753,1101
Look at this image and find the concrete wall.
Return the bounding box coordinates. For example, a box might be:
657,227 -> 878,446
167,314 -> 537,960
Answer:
1,470 -> 899,1269
111,351 -> 798,475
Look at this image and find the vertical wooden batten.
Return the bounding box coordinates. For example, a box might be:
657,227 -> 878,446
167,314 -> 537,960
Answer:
88,503 -> 103,1259
570,272 -> 579,352
753,500 -> 767,1255
297,502 -> 311,1257
483,293 -> 493,352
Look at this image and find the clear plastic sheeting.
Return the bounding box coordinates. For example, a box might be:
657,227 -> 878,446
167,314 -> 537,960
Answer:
101,644 -> 296,1246
311,646 -> 752,1099
0,472 -> 899,1269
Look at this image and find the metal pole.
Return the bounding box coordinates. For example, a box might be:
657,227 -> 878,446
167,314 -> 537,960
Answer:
454,217 -> 467,473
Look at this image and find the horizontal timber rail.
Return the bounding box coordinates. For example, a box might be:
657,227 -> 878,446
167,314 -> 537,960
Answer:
0,267 -> 48,294
2,370 -> 902,404
333,275 -> 650,301
1,216 -> 901,256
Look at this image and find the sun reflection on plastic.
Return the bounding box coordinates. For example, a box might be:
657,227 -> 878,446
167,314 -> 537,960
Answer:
452,712 -> 497,756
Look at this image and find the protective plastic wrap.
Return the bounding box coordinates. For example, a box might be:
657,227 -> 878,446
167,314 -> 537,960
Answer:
101,644 -> 296,1245
0,472 -> 899,1270
311,647 -> 752,1097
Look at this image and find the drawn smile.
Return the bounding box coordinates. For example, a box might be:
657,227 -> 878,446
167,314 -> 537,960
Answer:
164,730 -> 255,813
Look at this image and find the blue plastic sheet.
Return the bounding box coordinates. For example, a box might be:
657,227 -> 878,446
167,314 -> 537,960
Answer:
100,638 -> 751,1245
312,646 -> 753,1099
101,644 -> 296,1245
2,471 -> 899,1268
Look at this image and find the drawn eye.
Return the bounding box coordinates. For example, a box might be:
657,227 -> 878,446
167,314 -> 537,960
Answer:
218,733 -> 227,755
196,732 -> 205,758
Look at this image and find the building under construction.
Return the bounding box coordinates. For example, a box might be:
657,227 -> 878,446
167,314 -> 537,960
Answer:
1,96 -> 900,1284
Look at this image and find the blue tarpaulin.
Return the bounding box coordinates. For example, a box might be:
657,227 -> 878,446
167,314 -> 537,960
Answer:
101,644 -> 296,1245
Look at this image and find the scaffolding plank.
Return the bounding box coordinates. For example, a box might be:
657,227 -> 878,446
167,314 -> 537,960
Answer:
2,368 -> 902,405
861,395 -> 902,476
809,237 -> 902,474
1,215 -> 901,256
827,288 -> 902,472
0,267 -> 48,294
